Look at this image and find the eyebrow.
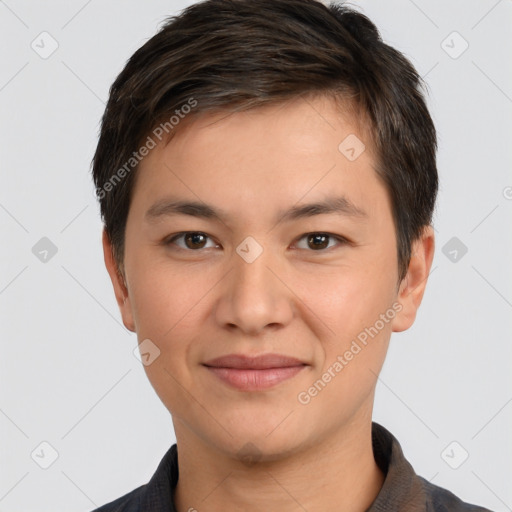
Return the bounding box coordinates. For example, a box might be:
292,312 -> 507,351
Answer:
145,195 -> 368,225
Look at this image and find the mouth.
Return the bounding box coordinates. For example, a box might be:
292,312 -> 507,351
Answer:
202,353 -> 308,391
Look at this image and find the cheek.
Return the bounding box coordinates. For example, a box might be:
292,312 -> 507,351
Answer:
291,261 -> 396,339
294,270 -> 394,422
126,253 -> 209,340
294,263 -> 395,392
126,261 -> 211,415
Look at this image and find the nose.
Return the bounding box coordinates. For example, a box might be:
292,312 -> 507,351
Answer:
214,240 -> 294,335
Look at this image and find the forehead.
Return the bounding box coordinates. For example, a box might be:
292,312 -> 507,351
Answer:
132,95 -> 388,226
159,95 -> 374,163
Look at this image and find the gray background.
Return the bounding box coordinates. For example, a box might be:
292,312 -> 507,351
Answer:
1,0 -> 511,510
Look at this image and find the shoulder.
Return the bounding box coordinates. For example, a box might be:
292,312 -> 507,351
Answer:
420,476 -> 493,512
89,484 -> 146,512
370,422 -> 493,512
88,443 -> 178,512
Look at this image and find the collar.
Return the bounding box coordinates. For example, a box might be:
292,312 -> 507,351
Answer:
131,422 -> 488,512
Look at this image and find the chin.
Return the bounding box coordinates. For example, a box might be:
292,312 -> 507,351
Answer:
211,421 -> 310,465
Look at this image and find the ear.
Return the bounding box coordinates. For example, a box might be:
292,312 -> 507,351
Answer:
391,225 -> 435,333
102,229 -> 136,332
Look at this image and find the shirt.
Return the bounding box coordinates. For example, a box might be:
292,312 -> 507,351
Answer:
91,422 -> 493,511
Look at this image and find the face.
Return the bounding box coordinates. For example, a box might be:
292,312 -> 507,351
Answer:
104,95 -> 434,461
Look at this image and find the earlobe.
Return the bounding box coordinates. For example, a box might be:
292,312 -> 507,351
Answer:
102,229 -> 136,332
391,226 -> 435,333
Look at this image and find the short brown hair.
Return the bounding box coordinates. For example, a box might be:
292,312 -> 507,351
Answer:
92,0 -> 438,283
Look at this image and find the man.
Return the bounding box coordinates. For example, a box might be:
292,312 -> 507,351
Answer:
91,0 -> 492,510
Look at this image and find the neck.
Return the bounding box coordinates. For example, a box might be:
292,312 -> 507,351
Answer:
173,418 -> 384,512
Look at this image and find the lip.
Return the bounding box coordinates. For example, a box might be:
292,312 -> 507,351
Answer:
203,353 -> 305,369
202,353 -> 308,391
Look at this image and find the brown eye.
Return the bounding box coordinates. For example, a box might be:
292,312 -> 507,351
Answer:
184,232 -> 207,249
294,232 -> 347,251
307,233 -> 329,250
166,232 -> 217,250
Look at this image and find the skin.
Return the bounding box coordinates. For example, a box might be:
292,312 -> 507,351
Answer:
103,95 -> 435,512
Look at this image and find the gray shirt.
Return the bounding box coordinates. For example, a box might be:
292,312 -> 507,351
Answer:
91,422 -> 493,511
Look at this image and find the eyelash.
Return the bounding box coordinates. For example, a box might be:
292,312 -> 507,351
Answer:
164,231 -> 349,252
